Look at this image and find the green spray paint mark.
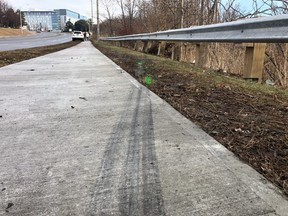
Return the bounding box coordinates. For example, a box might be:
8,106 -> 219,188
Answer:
144,75 -> 152,85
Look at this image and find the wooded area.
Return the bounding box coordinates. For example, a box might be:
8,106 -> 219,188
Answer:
0,0 -> 22,28
100,0 -> 288,35
99,0 -> 288,87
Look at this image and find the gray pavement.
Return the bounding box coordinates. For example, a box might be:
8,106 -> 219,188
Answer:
0,42 -> 287,216
0,32 -> 71,51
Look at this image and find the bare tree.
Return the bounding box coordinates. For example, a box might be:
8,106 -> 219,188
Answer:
97,0 -> 288,87
116,0 -> 139,34
236,0 -> 288,18
0,0 -> 20,28
100,0 -> 118,35
0,0 -> 9,27
219,0 -> 244,22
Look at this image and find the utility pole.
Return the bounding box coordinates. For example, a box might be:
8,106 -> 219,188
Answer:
19,9 -> 23,34
180,0 -> 185,61
90,0 -> 94,32
96,0 -> 100,40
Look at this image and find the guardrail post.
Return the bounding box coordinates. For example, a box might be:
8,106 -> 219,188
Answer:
124,41 -> 130,48
171,43 -> 181,61
157,42 -> 165,56
141,41 -> 147,52
195,43 -> 203,67
243,43 -> 266,81
195,43 -> 208,67
195,43 -> 201,67
116,41 -> 123,47
142,41 -> 152,53
180,42 -> 186,62
133,41 -> 138,50
171,44 -> 175,60
134,40 -> 143,51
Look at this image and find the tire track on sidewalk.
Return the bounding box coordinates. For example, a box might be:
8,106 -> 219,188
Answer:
88,89 -> 135,215
119,89 -> 142,215
118,89 -> 166,216
141,93 -> 166,216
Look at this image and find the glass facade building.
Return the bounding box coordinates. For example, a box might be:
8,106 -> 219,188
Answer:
23,11 -> 55,31
23,9 -> 87,31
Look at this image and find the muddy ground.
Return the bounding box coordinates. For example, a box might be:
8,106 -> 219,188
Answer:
93,41 -> 288,196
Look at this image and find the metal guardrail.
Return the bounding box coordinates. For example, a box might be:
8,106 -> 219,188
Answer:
101,14 -> 288,43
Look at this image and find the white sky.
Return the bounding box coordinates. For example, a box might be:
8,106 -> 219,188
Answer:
6,0 -> 275,21
6,0 -> 121,23
6,0 -> 94,18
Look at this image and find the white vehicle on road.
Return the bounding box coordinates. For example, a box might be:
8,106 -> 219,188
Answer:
72,31 -> 84,41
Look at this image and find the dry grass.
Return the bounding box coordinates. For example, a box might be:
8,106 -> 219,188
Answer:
0,28 -> 32,36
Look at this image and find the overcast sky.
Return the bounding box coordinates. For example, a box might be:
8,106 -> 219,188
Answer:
6,0 -> 94,17
6,0 -> 270,21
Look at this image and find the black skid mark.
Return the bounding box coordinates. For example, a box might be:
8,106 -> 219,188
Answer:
119,89 -> 166,216
89,90 -> 135,216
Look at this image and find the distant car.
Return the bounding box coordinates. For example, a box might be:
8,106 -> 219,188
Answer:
72,31 -> 84,41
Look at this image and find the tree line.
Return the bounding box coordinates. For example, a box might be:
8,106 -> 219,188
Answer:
99,0 -> 288,87
0,0 -> 24,28
64,19 -> 91,32
99,0 -> 288,36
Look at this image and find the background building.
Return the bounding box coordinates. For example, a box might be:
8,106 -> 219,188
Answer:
23,9 -> 87,31
54,9 -> 87,31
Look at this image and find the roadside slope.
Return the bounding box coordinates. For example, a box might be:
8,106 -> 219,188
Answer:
92,40 -> 288,196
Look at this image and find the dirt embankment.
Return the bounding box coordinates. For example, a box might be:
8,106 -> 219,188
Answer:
92,41 -> 288,196
0,28 -> 32,37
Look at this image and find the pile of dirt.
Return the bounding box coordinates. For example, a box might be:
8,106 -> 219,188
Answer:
0,28 -> 32,37
93,41 -> 288,196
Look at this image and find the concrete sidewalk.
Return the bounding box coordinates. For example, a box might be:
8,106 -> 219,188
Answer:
0,42 -> 287,215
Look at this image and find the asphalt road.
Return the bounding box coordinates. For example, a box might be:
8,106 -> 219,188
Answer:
0,32 -> 71,51
0,42 -> 288,215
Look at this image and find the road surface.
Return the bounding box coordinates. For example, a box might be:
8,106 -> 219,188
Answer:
0,32 -> 71,51
0,42 -> 287,215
